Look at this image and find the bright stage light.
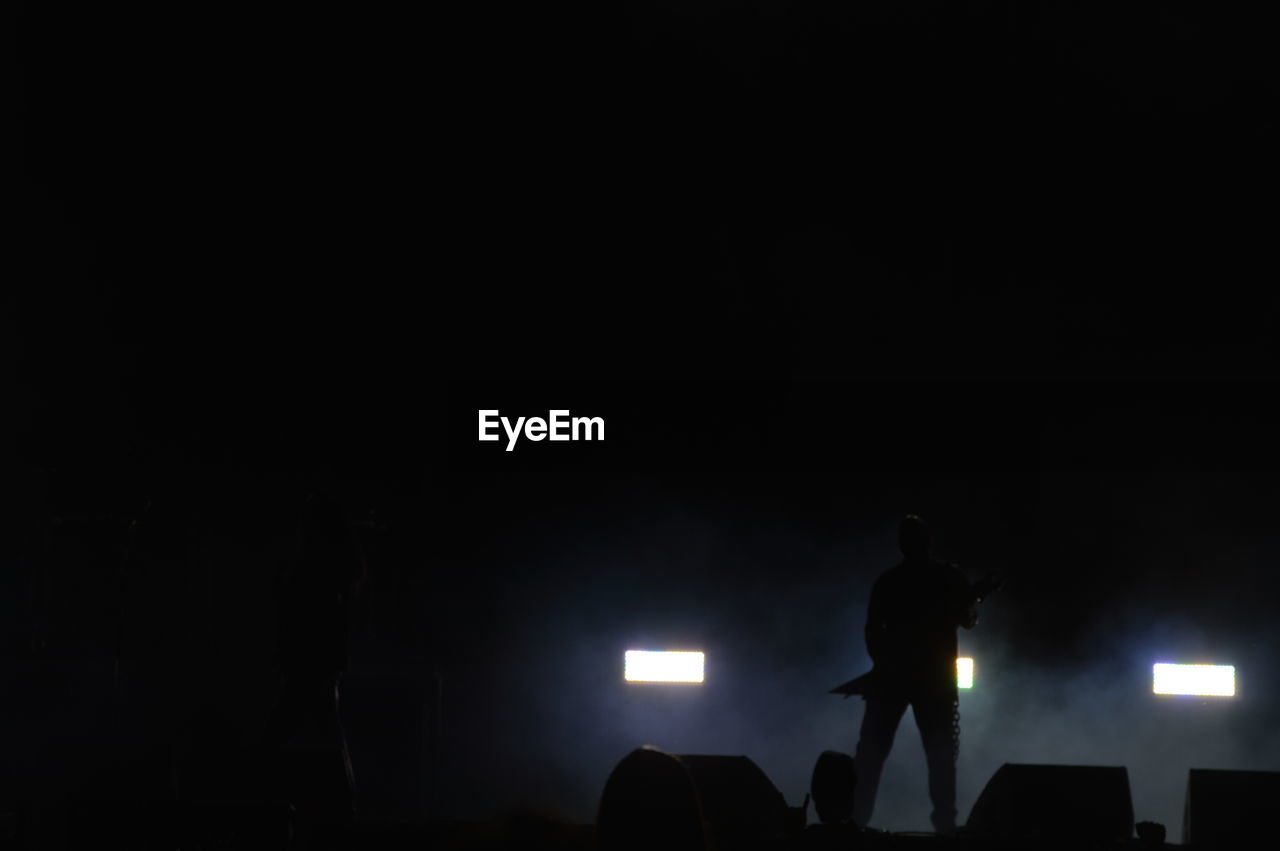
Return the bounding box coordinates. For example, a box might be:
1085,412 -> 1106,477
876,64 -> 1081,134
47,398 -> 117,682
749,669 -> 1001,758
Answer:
624,650 -> 705,683
957,657 -> 974,689
1152,663 -> 1235,696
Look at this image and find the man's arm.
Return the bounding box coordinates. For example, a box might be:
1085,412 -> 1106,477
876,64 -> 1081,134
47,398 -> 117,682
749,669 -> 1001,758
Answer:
946,564 -> 980,629
951,564 -> 1003,629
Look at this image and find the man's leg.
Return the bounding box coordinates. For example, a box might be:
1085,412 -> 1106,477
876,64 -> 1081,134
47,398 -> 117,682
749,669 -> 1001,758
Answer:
852,695 -> 909,827
912,695 -> 960,835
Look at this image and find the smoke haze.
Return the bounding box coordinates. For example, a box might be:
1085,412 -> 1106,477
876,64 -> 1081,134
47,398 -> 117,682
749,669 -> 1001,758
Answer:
437,469 -> 1280,837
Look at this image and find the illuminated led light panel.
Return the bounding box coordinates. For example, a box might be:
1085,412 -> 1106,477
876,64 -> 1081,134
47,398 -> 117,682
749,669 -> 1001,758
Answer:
957,657 -> 974,689
1152,663 -> 1235,696
624,650 -> 705,683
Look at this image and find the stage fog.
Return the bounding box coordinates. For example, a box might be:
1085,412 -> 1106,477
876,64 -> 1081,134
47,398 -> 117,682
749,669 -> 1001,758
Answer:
438,469 -> 1280,834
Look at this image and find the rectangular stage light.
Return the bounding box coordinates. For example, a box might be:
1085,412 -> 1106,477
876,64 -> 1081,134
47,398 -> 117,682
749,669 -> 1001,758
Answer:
624,650 -> 705,683
1153,663 -> 1235,696
957,657 -> 974,689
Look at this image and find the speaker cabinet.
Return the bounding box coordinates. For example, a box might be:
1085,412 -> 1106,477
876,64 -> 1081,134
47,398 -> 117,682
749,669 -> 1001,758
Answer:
1183,768 -> 1280,846
966,763 -> 1133,841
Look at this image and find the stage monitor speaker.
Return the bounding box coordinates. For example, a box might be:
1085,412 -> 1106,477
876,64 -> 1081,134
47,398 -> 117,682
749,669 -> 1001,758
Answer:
965,763 -> 1133,841
597,747 -> 787,851
1183,768 -> 1280,846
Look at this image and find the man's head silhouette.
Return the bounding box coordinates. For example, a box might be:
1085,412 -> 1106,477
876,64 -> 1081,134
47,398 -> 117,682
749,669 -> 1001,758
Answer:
898,515 -> 930,561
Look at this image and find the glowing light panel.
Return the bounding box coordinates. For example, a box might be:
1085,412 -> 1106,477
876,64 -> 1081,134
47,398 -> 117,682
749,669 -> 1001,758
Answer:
625,650 -> 705,683
957,657 -> 974,689
1152,663 -> 1235,696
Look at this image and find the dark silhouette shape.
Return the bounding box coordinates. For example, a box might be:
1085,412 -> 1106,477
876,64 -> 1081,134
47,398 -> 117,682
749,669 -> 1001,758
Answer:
261,491 -> 367,849
850,515 -> 1001,835
799,751 -> 882,851
810,750 -> 855,825
1136,820 -> 1167,845
596,747 -> 792,851
1183,768 -> 1280,846
967,763 -> 1134,841
596,747 -> 707,851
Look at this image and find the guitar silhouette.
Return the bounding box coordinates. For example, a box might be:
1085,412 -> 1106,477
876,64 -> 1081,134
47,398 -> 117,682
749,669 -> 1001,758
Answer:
830,570 -> 1004,697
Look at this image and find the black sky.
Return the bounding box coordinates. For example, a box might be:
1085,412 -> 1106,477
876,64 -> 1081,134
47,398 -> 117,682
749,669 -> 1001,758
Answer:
12,0 -> 1280,837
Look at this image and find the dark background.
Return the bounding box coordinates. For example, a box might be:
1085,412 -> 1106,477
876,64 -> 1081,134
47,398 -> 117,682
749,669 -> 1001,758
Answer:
11,0 -> 1280,841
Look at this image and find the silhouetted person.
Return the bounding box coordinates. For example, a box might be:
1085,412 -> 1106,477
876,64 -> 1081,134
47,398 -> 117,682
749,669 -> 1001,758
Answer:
262,491 -> 367,848
852,515 -> 999,835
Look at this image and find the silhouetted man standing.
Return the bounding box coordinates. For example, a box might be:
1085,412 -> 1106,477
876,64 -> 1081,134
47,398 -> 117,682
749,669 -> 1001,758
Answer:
853,515 -> 997,834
